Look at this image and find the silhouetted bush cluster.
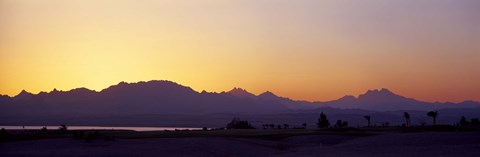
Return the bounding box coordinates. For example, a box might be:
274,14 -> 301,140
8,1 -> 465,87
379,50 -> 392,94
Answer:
317,112 -> 330,128
59,124 -> 68,131
0,128 -> 8,136
226,118 -> 255,129
473,118 -> 480,126
0,128 -> 9,142
459,116 -> 480,127
334,120 -> 348,128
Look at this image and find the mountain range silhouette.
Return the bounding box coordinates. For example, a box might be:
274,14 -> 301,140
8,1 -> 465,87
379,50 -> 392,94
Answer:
1,80 -> 478,117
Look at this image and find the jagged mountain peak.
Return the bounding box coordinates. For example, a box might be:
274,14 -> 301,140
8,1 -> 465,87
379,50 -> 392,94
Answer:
229,87 -> 247,92
101,80 -> 194,93
200,90 -> 218,95
227,87 -> 255,97
366,88 -> 392,93
16,89 -> 32,96
13,89 -> 34,100
258,91 -> 277,98
360,88 -> 401,98
50,88 -> 60,93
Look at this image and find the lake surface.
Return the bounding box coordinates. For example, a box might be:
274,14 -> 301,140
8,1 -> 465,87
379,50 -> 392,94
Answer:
0,126 -> 202,131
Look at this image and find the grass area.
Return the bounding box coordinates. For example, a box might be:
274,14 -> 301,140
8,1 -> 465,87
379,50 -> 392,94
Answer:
108,128 -> 372,140
2,126 -> 480,143
0,128 -> 370,142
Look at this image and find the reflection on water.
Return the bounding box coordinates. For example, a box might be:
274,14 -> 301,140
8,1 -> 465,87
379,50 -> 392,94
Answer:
0,126 -> 201,131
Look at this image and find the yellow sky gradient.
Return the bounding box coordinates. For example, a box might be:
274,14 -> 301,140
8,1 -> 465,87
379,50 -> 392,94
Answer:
1,0 -> 479,102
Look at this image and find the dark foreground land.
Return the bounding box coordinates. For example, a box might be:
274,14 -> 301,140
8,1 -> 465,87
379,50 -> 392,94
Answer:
1,128 -> 480,157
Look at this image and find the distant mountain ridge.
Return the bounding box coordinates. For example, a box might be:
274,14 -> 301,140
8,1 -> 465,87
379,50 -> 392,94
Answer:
0,80 -> 479,117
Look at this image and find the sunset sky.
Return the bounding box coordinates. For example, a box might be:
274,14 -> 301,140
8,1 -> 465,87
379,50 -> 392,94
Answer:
1,0 -> 479,102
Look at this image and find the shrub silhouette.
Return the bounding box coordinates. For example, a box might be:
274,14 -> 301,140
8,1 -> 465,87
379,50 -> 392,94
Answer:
317,112 -> 330,128
459,116 -> 470,126
226,118 -> 255,129
59,124 -> 68,131
40,126 -> 47,132
364,115 -> 371,127
403,112 -> 411,127
334,120 -> 348,128
302,123 -> 307,129
267,124 -> 275,129
471,118 -> 480,126
0,128 -> 8,141
283,124 -> 289,129
427,111 -> 438,125
0,128 -> 8,136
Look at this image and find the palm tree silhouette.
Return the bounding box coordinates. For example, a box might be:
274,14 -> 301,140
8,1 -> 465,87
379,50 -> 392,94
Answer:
403,112 -> 411,127
427,111 -> 438,125
364,115 -> 371,127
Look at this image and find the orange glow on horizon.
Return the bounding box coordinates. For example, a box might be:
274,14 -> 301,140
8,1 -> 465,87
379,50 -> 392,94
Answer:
1,0 -> 479,103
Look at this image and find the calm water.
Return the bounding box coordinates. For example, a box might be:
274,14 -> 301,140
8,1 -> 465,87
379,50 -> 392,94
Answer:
0,126 -> 202,131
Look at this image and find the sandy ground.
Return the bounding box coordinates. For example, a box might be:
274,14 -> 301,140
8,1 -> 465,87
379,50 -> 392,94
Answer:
1,132 -> 480,157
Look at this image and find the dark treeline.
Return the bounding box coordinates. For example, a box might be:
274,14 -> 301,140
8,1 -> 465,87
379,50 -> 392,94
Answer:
225,110 -> 480,130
